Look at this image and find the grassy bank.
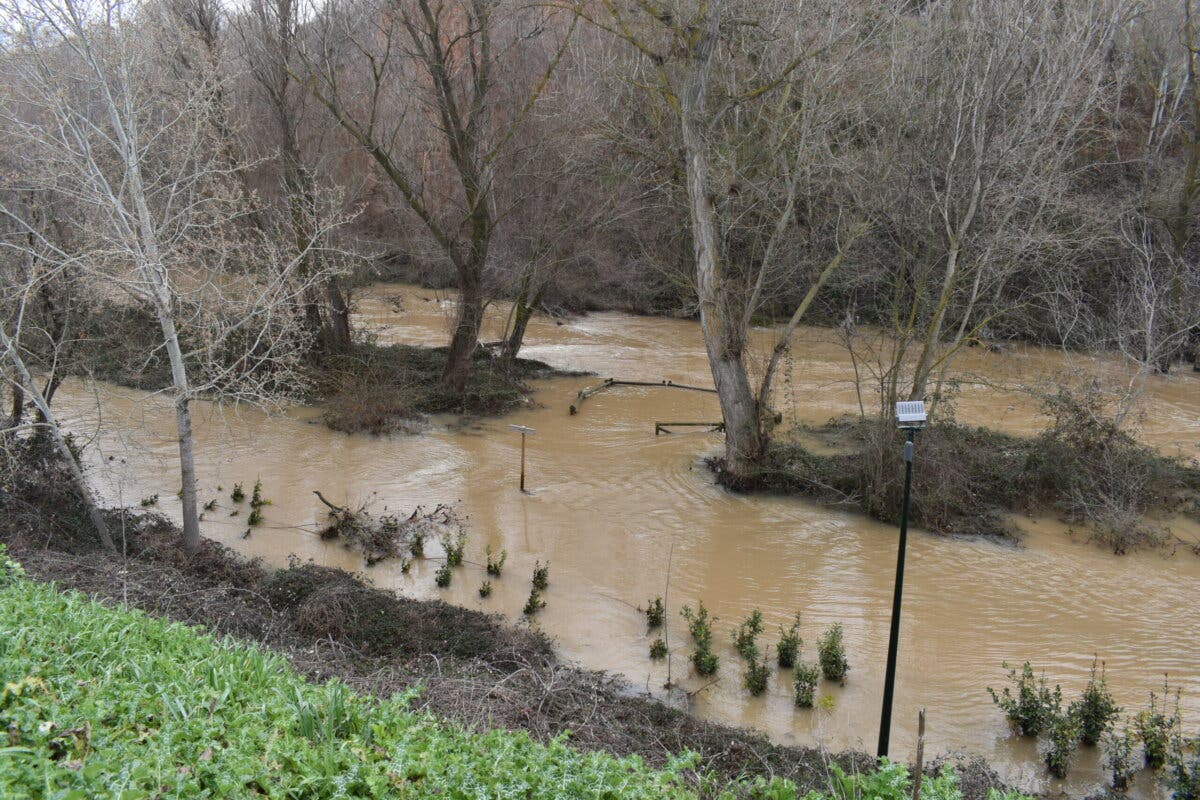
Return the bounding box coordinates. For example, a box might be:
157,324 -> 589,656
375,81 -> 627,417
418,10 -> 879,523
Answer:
716,413 -> 1200,550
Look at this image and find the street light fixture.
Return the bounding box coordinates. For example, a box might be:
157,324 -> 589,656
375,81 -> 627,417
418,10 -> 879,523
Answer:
877,400 -> 926,759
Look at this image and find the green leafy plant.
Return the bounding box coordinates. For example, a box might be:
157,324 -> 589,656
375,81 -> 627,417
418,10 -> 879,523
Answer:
478,580 -> 492,598
777,613 -> 801,669
434,563 -> 452,588
139,494 -> 159,507
410,529 -> 427,558
1102,724 -> 1139,793
248,507 -> 264,527
441,530 -> 467,567
532,561 -> 550,591
249,479 -> 270,509
743,648 -> 770,696
485,545 -> 506,577
794,661 -> 819,708
681,602 -> 718,676
645,596 -> 664,628
1169,733 -> 1200,800
733,609 -> 763,661
817,624 -> 849,683
523,588 -> 546,616
1137,678 -> 1182,770
230,482 -> 245,503
203,498 -> 217,511
1071,658 -> 1120,746
1042,708 -> 1079,779
649,639 -> 667,660
987,662 -> 1061,737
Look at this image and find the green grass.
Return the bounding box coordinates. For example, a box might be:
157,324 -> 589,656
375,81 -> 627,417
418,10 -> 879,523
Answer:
0,555 -> 700,799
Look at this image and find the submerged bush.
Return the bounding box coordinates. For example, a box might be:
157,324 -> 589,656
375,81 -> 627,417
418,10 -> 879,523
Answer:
794,662 -> 819,708
441,529 -> 467,567
733,609 -> 764,661
817,624 -> 849,683
435,563 -> 452,588
532,561 -> 550,591
645,596 -> 665,628
1103,724 -> 1139,792
478,581 -> 492,598
1042,708 -> 1080,779
987,662 -> 1061,737
1169,734 -> 1200,800
777,613 -> 802,669
681,602 -> 718,676
523,588 -> 546,616
649,639 -> 667,660
249,478 -> 269,510
1137,679 -> 1182,770
1071,658 -> 1120,746
230,482 -> 245,503
743,649 -> 770,697
485,545 -> 507,577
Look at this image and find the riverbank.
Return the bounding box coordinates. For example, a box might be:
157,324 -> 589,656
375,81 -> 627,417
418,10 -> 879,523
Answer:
0,441 -> 1016,798
53,300 -> 570,434
712,414 -> 1200,553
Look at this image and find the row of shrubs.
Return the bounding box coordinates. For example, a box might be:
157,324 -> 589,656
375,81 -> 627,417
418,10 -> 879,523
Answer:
645,600 -> 851,708
988,660 -> 1198,796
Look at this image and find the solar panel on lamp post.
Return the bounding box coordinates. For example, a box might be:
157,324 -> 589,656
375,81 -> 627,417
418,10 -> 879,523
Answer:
877,400 -> 926,759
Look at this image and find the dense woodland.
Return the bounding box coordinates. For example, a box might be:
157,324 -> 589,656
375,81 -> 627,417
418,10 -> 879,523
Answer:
2,0 -> 1200,552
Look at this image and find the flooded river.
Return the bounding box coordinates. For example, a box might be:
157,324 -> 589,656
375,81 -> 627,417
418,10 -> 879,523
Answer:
55,284 -> 1200,797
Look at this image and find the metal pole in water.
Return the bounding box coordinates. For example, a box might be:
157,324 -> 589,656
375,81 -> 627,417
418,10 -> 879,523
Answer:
878,426 -> 917,758
509,425 -> 536,493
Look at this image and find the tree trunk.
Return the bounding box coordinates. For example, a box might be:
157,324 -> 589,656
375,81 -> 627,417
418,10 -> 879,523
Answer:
501,300 -> 535,364
1,324 -> 114,552
154,300 -> 202,553
9,384 -> 23,426
441,269 -> 484,394
680,0 -> 764,481
323,277 -> 352,351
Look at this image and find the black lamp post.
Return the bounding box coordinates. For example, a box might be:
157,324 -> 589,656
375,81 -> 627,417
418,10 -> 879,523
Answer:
877,400 -> 927,759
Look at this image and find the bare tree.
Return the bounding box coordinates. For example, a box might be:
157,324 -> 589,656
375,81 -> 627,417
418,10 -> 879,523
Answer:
298,0 -> 575,392
0,0 -> 347,551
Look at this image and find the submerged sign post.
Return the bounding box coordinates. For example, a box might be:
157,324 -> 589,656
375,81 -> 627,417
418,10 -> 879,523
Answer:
509,425 -> 536,493
878,400 -> 927,758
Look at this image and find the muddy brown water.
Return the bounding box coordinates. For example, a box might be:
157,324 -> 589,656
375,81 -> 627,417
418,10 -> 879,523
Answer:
54,284 -> 1200,797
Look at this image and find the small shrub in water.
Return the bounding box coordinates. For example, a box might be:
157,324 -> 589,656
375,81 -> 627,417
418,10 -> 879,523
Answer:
1103,724 -> 1139,792
1169,734 -> 1200,800
139,494 -> 159,507
1071,658 -> 1120,746
229,508 -> 240,517
440,530 -> 467,567
249,479 -> 269,509
1137,678 -> 1182,770
988,661 -> 1062,737
777,612 -> 801,669
1042,708 -> 1080,779
681,602 -> 718,676
644,596 -> 664,628
733,609 -> 764,661
434,563 -> 452,588
410,530 -> 426,558
248,507 -> 264,527
485,545 -> 506,577
203,498 -> 217,511
531,561 -> 550,591
794,661 -> 819,708
743,648 -> 770,696
649,638 -> 667,660
817,623 -> 849,683
523,588 -> 545,616
230,482 -> 245,503
478,580 -> 492,598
